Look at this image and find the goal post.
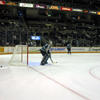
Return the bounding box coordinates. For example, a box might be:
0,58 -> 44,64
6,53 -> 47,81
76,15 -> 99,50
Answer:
9,45 -> 29,66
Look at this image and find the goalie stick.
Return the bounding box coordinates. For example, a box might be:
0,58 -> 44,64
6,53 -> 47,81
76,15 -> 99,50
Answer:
50,56 -> 57,64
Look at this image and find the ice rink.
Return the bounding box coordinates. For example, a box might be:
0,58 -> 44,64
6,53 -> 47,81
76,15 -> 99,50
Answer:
0,53 -> 100,100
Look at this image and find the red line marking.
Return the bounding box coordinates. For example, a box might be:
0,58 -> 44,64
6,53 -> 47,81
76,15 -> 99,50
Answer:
30,67 -> 90,100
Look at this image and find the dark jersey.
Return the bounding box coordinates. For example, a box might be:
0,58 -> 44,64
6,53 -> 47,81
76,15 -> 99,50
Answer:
67,44 -> 71,49
40,43 -> 51,53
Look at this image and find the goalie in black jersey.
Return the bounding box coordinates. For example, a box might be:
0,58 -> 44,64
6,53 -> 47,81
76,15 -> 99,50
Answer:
40,41 -> 52,65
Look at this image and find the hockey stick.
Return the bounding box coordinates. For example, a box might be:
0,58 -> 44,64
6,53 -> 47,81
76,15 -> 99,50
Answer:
50,56 -> 53,63
50,56 -> 57,64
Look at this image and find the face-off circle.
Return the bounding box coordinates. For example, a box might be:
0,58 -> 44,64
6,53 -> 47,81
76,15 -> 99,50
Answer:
89,66 -> 100,81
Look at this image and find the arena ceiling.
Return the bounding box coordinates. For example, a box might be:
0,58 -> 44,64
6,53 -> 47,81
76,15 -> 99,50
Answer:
0,0 -> 100,32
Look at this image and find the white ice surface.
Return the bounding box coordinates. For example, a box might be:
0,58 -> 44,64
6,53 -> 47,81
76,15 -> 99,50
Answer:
0,53 -> 100,100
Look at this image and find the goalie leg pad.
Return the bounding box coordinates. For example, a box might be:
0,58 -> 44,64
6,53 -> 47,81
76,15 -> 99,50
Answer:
40,54 -> 49,65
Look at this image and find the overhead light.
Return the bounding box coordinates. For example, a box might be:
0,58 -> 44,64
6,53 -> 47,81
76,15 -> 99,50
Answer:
97,12 -> 100,15
83,10 -> 88,13
89,11 -> 96,14
72,8 -> 83,12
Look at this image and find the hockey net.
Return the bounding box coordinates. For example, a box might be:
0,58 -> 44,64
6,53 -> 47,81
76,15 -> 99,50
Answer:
9,45 -> 28,66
